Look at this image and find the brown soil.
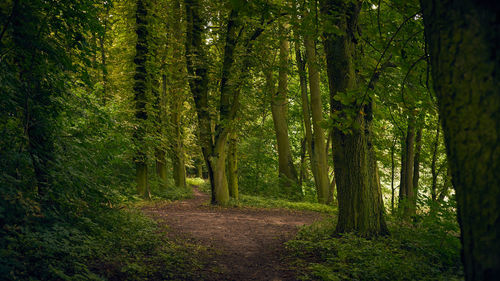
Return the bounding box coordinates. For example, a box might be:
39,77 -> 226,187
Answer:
141,188 -> 325,281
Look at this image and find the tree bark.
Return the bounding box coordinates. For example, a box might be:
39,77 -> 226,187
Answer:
412,126 -> 422,212
304,34 -> 330,204
155,74 -> 168,192
391,136 -> 396,213
227,132 -> 238,199
294,34 -> 315,189
421,1 -> 500,279
399,116 -> 415,217
184,0 -> 215,202
169,0 -> 187,189
270,24 -> 300,197
321,0 -> 387,236
430,118 -> 440,202
133,0 -> 150,199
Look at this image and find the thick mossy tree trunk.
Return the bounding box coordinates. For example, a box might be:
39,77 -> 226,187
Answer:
321,0 -> 387,236
133,0 -> 150,199
270,24 -> 300,197
227,132 -> 238,199
304,34 -> 330,204
169,0 -> 187,189
399,116 -> 415,217
420,1 -> 500,279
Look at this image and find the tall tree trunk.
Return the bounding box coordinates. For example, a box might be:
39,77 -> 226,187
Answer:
155,74 -> 168,191
437,165 -> 452,203
299,138 -> 307,186
133,0 -> 150,199
304,34 -> 330,204
399,116 -> 415,217
169,0 -> 187,188
412,126 -> 422,213
430,118 -> 440,202
271,24 -> 300,197
421,1 -> 500,279
294,35 -> 315,189
227,132 -> 238,199
391,136 -> 396,213
292,0 -> 317,198
184,0 -> 215,202
321,0 -> 387,236
365,101 -> 389,232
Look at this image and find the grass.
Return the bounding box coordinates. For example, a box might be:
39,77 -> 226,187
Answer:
236,194 -> 336,213
190,177 -> 336,213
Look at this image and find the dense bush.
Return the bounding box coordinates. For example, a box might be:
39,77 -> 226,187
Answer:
287,202 -> 462,281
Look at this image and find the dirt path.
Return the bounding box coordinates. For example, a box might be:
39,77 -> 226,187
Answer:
141,188 -> 324,281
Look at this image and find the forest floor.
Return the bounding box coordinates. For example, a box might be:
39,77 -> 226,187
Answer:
141,188 -> 325,281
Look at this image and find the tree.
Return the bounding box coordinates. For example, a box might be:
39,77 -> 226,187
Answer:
168,0 -> 187,189
321,0 -> 388,236
185,1 -> 270,205
292,0 -> 330,204
132,0 -> 151,199
420,0 -> 500,279
399,116 -> 416,217
270,22 -> 301,197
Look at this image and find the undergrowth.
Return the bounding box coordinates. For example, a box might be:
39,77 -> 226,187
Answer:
0,185 -> 203,281
286,204 -> 463,281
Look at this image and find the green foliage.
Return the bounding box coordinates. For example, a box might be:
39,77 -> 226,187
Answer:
1,208 -> 201,281
287,205 -> 462,281
236,194 -> 336,213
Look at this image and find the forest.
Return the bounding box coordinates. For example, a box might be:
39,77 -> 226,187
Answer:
0,0 -> 498,280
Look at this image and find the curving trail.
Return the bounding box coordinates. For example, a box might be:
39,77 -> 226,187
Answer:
141,188 -> 324,281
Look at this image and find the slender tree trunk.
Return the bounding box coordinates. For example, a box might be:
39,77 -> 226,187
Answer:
153,74 -> 168,191
197,158 -> 203,178
133,0 -> 150,199
169,0 -> 187,188
399,116 -> 415,217
437,166 -> 452,202
412,126 -> 422,212
304,34 -> 330,204
299,138 -> 307,186
227,132 -> 238,199
294,36 -> 315,188
391,136 -> 396,213
430,118 -> 440,202
321,0 -> 387,236
155,74 -> 168,191
421,1 -> 500,279
292,0 -> 316,197
270,24 -> 300,197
